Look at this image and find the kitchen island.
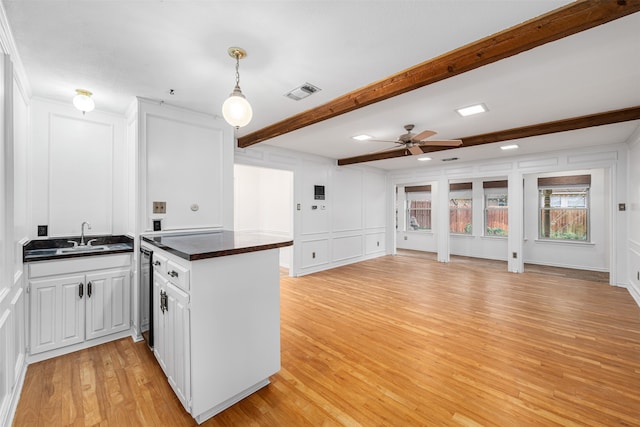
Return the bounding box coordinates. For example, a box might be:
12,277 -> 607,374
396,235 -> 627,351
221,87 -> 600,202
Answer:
141,230 -> 293,424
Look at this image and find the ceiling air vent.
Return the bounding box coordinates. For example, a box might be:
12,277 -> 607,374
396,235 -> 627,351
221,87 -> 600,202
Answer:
442,157 -> 459,162
285,82 -> 321,101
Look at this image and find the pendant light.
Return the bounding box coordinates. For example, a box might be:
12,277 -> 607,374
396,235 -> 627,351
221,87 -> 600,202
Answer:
222,47 -> 252,128
73,89 -> 95,114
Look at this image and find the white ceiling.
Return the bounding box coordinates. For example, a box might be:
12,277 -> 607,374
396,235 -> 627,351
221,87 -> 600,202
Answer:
3,1 -> 640,170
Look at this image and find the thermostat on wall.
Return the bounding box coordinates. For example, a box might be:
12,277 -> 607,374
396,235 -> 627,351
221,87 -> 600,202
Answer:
314,185 -> 325,200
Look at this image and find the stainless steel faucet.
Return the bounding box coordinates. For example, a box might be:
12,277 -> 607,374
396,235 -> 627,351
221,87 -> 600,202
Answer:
81,221 -> 91,246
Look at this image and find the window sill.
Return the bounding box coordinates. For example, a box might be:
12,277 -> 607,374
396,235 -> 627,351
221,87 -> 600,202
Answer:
450,233 -> 473,238
534,239 -> 595,246
481,235 -> 508,240
403,230 -> 434,234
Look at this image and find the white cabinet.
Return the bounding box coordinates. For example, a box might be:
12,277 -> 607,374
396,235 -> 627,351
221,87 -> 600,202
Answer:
29,274 -> 84,354
153,266 -> 191,411
146,242 -> 281,424
86,269 -> 131,340
27,254 -> 132,358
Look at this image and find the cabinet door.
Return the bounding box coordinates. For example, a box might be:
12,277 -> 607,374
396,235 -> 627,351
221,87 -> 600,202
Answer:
153,271 -> 168,375
164,281 -> 191,411
30,275 -> 85,354
85,269 -> 131,341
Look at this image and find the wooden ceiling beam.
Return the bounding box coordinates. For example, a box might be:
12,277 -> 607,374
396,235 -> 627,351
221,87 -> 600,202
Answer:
238,1 -> 640,148
336,106 -> 640,166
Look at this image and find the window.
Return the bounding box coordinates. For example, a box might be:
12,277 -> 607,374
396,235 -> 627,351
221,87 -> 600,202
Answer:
538,175 -> 590,241
484,181 -> 508,237
405,185 -> 431,231
450,183 -> 472,234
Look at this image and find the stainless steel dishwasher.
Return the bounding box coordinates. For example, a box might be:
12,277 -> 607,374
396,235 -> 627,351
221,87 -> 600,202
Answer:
140,246 -> 154,348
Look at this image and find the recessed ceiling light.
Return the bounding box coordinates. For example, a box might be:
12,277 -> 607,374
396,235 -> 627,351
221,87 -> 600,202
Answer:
417,156 -> 432,162
456,103 -> 488,117
352,134 -> 373,141
500,144 -> 519,150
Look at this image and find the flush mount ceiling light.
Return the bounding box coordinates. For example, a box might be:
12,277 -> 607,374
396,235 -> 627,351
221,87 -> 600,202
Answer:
73,89 -> 95,114
222,47 -> 252,128
417,156 -> 432,162
352,134 -> 373,141
500,144 -> 519,150
456,103 -> 487,117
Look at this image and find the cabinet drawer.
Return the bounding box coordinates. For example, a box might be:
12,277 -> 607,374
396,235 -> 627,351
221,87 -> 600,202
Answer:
29,254 -> 132,278
166,260 -> 190,291
152,252 -> 168,275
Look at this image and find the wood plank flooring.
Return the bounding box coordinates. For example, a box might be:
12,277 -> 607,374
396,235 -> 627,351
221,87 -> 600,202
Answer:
13,254 -> 640,426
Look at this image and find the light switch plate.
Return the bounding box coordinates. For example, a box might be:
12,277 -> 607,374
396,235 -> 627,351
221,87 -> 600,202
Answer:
153,201 -> 166,214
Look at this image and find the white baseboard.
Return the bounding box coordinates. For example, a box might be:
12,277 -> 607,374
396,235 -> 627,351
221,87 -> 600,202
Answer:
2,354 -> 27,427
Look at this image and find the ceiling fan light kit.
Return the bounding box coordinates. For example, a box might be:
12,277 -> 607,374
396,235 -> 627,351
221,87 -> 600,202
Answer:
222,47 -> 253,128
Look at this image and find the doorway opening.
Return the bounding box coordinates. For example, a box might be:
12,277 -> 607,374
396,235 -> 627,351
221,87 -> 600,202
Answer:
234,164 -> 294,275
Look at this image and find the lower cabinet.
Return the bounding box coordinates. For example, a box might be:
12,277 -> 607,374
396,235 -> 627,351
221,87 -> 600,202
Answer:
153,270 -> 191,410
28,254 -> 132,356
146,242 -> 281,424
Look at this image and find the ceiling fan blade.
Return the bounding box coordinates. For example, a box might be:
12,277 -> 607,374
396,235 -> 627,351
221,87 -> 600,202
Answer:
368,145 -> 409,154
369,139 -> 404,144
412,129 -> 437,141
408,145 -> 424,155
419,139 -> 463,147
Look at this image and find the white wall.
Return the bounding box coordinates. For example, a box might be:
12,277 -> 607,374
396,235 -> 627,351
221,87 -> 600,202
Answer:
136,98 -> 234,232
0,41 -> 29,425
234,144 -> 387,277
234,164 -> 293,268
396,178 -> 510,260
389,143 -> 628,284
523,168 -> 609,271
29,98 -> 127,238
626,129 -> 640,305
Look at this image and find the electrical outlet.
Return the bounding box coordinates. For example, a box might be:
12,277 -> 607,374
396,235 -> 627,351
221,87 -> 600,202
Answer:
37,225 -> 48,236
404,236 -> 408,240
153,201 -> 166,214
312,252 -> 316,259
637,271 -> 639,281
512,252 -> 518,259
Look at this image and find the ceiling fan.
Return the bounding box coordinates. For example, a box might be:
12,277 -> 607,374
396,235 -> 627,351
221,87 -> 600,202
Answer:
371,124 -> 463,155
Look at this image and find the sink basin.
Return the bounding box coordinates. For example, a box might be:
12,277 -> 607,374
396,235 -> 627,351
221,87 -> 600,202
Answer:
58,245 -> 109,254
26,248 -> 59,257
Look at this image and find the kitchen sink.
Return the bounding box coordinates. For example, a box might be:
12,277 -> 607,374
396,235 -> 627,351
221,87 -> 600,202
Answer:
57,243 -> 132,254
23,236 -> 134,261
58,245 -> 109,253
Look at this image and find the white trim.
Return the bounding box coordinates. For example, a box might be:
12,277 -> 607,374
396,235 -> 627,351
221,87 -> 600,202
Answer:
0,3 -> 31,98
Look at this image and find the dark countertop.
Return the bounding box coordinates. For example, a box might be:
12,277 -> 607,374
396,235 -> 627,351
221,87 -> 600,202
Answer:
23,235 -> 134,262
141,230 -> 293,261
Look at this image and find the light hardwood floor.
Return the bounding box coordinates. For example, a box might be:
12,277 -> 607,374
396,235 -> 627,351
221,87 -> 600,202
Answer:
13,254 -> 640,426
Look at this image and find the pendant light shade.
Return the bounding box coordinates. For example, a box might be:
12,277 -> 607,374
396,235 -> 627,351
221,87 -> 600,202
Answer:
222,47 -> 252,128
73,89 -> 95,114
222,86 -> 253,128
